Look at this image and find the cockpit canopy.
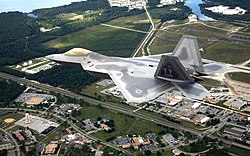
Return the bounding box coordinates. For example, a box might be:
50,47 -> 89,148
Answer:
65,48 -> 91,56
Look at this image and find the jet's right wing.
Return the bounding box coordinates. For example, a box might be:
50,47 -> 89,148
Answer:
174,83 -> 210,100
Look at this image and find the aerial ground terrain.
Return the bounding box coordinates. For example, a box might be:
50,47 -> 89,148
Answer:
0,0 -> 250,156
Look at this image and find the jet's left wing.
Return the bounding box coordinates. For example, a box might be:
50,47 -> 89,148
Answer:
81,56 -> 173,103
108,70 -> 173,103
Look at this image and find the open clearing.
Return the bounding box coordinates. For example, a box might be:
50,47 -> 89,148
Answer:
228,72 -> 250,84
45,15 -> 150,57
76,105 -> 166,141
150,21 -> 250,64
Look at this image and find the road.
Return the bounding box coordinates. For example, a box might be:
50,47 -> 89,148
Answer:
131,5 -> 155,57
189,98 -> 250,117
101,23 -> 148,34
0,72 -> 203,135
0,128 -> 20,156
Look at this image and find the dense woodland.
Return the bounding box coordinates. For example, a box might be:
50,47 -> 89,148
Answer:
155,4 -> 191,22
26,65 -> 99,93
0,12 -> 40,66
200,0 -> 250,23
0,79 -> 26,106
0,0 -> 144,67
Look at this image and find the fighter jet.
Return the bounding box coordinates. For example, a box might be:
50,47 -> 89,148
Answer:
46,35 -> 226,103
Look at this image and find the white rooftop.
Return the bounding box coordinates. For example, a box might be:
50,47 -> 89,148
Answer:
15,115 -> 60,133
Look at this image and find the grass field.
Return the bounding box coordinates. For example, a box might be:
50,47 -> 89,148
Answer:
179,144 -> 210,153
225,145 -> 250,156
45,20 -> 148,57
81,82 -> 122,103
197,78 -> 222,90
149,31 -> 182,54
149,21 -> 250,64
203,42 -> 250,64
0,112 -> 24,121
76,105 -> 166,141
152,149 -> 174,156
106,12 -> 150,31
228,72 -> 250,84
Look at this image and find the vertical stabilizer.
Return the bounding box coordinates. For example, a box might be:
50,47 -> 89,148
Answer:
154,55 -> 194,84
172,35 -> 204,73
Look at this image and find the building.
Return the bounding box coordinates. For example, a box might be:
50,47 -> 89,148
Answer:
162,134 -> 176,145
193,114 -> 210,124
15,115 -> 60,134
43,143 -> 58,155
200,116 -> 210,124
146,133 -> 157,141
108,0 -> 129,7
82,119 -> 98,131
114,137 -> 131,148
155,94 -> 183,106
160,0 -> 176,5
230,101 -> 246,110
14,131 -> 25,142
132,136 -> 144,146
224,127 -> 245,137
167,96 -> 183,106
65,127 -> 73,134
108,0 -> 147,10
100,123 -> 111,131
191,102 -> 201,109
59,103 -> 81,115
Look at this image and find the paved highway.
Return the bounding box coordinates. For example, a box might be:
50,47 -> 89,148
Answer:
0,72 -> 202,136
131,5 -> 155,57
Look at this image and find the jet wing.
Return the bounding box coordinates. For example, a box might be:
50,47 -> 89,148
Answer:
78,53 -> 173,103
108,70 -> 173,103
203,63 -> 226,75
174,83 -> 209,100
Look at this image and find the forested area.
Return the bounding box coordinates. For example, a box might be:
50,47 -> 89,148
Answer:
200,0 -> 250,22
0,79 -> 25,106
34,0 -> 110,17
152,4 -> 191,22
26,65 -> 99,93
147,0 -> 161,7
0,12 -> 40,66
0,67 -> 26,77
0,0 -> 144,67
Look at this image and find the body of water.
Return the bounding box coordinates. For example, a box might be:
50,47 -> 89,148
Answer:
185,0 -> 214,21
0,0 -> 85,13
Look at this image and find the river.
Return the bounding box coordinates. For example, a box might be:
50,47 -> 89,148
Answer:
185,0 -> 214,21
0,0 -> 85,13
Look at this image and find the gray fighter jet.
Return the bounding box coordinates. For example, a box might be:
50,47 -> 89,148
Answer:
46,35 -> 226,103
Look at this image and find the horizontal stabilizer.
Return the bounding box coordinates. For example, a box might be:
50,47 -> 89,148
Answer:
174,83 -> 209,100
203,63 -> 226,75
